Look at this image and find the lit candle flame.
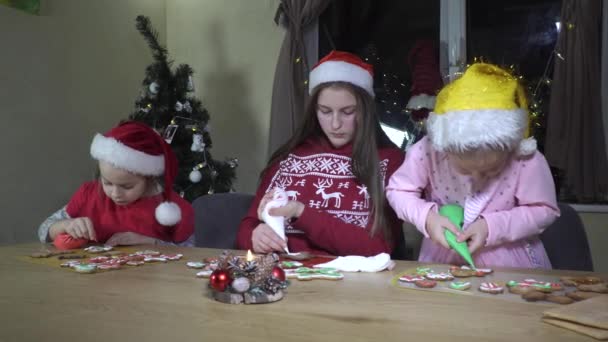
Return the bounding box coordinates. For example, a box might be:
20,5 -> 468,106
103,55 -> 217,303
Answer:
246,250 -> 254,261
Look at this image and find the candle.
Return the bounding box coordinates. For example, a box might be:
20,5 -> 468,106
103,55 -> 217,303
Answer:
246,250 -> 255,262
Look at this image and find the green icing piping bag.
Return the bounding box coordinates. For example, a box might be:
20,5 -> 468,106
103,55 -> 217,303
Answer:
439,204 -> 475,269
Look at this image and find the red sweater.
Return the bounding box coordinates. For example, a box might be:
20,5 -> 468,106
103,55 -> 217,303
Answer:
66,181 -> 194,243
237,137 -> 405,256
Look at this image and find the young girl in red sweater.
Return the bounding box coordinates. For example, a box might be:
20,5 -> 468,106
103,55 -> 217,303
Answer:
237,51 -> 405,257
38,121 -> 194,248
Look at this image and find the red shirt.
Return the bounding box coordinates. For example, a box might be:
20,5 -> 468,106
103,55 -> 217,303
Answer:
237,137 -> 405,256
66,181 -> 194,243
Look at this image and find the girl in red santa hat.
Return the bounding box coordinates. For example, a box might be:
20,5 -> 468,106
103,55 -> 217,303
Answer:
237,51 -> 405,257
38,121 -> 194,248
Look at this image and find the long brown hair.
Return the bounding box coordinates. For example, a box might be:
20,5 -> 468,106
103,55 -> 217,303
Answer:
263,81 -> 396,242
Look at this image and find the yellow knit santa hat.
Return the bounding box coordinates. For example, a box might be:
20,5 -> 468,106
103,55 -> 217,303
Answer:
426,63 -> 536,156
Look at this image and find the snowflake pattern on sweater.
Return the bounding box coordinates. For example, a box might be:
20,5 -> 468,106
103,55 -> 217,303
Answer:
266,152 -> 389,232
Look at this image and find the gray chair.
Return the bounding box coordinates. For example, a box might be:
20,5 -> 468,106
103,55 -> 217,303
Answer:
540,203 -> 593,271
192,192 -> 254,249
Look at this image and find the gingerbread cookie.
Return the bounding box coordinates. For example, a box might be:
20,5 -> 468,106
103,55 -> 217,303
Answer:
416,267 -> 433,275
577,283 -> 608,293
281,261 -> 303,269
144,256 -> 168,263
561,276 -> 603,286
414,279 -> 437,288
30,250 -> 74,258
545,295 -> 575,305
196,270 -> 213,278
126,260 -> 144,266
84,246 -> 113,253
73,264 -> 97,274
425,272 -> 454,281
566,290 -> 604,301
507,279 -> 562,293
521,290 -> 547,302
285,267 -> 344,281
449,281 -> 471,291
160,253 -> 183,261
186,261 -> 206,269
475,268 -> 493,275
449,266 -> 474,278
398,274 -> 425,283
134,250 -> 161,256
479,282 -> 504,294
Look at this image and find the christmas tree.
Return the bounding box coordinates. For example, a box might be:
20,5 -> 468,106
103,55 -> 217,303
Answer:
128,15 -> 236,201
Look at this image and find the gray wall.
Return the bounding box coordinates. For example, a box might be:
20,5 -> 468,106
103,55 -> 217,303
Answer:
0,0 -> 166,244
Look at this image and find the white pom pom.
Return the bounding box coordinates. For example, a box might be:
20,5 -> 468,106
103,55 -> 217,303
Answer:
155,202 -> 181,226
189,169 -> 202,183
517,137 -> 537,156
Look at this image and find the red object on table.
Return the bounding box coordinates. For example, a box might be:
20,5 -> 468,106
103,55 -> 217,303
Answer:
53,233 -> 88,250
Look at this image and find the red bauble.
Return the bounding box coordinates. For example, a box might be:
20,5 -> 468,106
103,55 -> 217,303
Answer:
271,266 -> 286,281
209,269 -> 232,292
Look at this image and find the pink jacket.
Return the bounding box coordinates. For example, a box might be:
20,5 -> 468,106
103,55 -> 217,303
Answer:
386,137 -> 560,268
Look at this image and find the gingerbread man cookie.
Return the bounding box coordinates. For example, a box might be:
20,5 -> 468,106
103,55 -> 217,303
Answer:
479,282 -> 504,294
425,272 -> 454,281
398,274 -> 425,283
285,267 -> 344,281
449,281 -> 471,291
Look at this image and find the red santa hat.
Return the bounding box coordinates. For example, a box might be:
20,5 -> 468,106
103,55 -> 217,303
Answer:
90,121 -> 181,226
309,50 -> 375,97
406,40 -> 443,121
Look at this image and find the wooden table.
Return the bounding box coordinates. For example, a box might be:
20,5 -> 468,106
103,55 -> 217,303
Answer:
1,243 -> 604,342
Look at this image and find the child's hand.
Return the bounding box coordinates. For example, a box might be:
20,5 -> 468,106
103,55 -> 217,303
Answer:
269,201 -> 305,219
425,210 -> 462,249
105,232 -> 157,246
64,217 -> 97,241
251,223 -> 287,253
458,218 -> 488,254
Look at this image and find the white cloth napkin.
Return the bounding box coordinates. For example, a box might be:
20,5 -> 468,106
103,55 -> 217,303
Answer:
261,188 -> 288,241
313,253 -> 393,272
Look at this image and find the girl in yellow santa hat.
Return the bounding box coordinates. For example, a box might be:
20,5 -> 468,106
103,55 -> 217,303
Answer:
387,63 -> 559,268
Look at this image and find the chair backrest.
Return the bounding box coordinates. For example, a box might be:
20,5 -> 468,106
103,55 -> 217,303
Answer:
540,203 -> 594,271
391,225 -> 409,260
192,192 -> 254,249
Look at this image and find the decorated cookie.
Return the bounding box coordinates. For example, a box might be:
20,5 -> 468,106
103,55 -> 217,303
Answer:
186,261 -> 206,269
475,268 -> 493,275
414,279 -> 437,288
73,263 -> 97,274
84,246 -> 113,253
507,279 -> 561,293
60,260 -> 82,268
479,282 -> 504,294
126,260 -> 144,266
89,256 -> 110,263
449,266 -> 474,278
398,274 -> 425,283
425,272 -> 454,281
134,250 -> 161,256
144,256 -> 168,263
285,267 -> 344,281
160,253 -> 183,261
281,261 -> 303,269
416,267 -> 433,275
31,250 -> 76,258
196,270 -> 213,278
449,281 -> 471,291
